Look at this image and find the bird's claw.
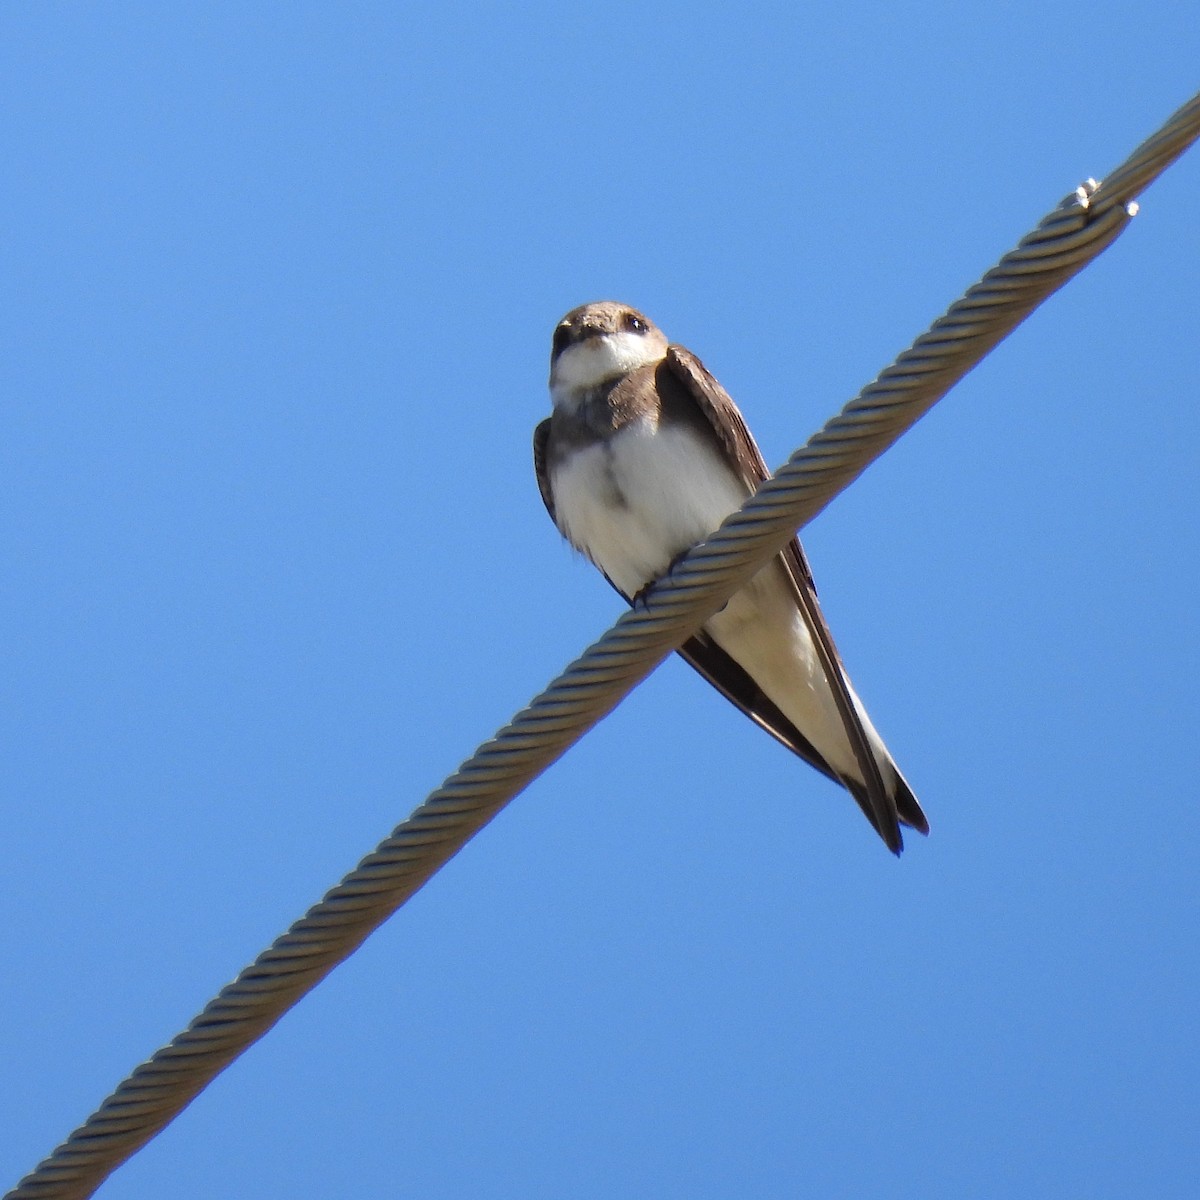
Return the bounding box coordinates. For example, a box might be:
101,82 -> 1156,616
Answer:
631,548 -> 704,612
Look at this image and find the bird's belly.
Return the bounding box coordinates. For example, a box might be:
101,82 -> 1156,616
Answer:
706,565 -> 892,783
552,419 -> 748,598
707,569 -> 857,776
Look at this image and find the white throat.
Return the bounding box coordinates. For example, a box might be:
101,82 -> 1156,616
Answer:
550,332 -> 665,410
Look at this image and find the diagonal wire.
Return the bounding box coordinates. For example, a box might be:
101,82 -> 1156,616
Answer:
8,88 -> 1200,1200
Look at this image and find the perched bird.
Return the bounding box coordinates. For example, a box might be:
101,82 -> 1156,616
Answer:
533,301 -> 928,853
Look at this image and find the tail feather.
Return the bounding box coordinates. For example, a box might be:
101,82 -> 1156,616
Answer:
893,771 -> 930,837
844,766 -> 929,854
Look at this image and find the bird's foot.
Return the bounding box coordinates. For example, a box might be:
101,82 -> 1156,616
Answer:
632,547 -> 716,612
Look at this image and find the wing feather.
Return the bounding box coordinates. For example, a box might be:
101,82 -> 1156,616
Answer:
533,417 -> 556,524
663,346 -> 905,852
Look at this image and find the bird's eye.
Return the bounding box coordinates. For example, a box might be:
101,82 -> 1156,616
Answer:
624,312 -> 644,333
552,324 -> 572,357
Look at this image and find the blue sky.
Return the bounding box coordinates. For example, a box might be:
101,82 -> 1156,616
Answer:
3,5 -> 1198,1198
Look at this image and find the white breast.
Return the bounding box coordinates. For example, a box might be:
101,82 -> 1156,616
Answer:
551,414 -> 749,599
551,332 -> 665,401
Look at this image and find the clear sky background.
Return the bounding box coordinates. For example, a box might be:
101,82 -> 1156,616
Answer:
3,6 -> 1198,1198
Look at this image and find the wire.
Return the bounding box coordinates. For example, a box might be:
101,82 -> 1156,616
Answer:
8,88 -> 1198,1200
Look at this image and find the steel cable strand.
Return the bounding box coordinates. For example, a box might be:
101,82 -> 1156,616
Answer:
1093,92 -> 1200,215
9,90 -> 1199,1200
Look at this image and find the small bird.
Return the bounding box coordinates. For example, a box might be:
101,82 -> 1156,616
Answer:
534,301 -> 928,853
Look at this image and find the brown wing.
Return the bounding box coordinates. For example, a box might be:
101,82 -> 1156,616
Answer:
676,629 -> 841,783
663,346 -> 907,853
533,417 -> 556,524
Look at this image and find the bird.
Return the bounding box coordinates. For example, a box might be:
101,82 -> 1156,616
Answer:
533,301 -> 928,854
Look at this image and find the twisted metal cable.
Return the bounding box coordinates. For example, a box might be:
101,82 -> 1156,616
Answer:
9,89 -> 1199,1200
